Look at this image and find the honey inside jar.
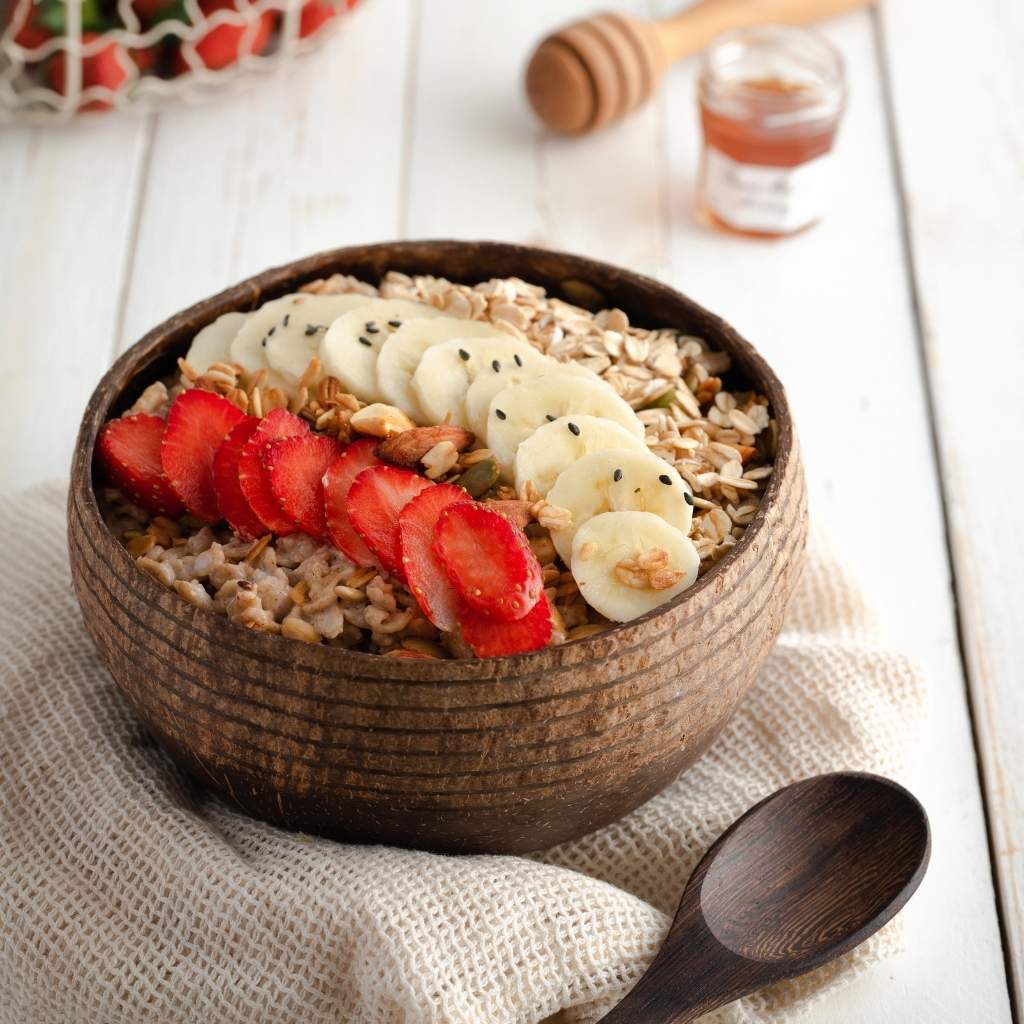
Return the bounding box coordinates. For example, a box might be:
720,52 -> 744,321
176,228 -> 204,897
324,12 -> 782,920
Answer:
697,27 -> 846,239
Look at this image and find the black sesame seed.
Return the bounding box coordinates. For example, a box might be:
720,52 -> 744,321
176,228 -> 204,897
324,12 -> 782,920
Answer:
567,422 -> 581,436
495,409 -> 507,421
514,354 -> 523,367
261,338 -> 267,347
458,348 -> 470,361
304,324 -> 319,336
283,314 -> 290,327
388,319 -> 402,328
684,492 -> 694,506
491,359 -> 500,372
545,414 -> 556,422
268,325 -> 276,336
613,468 -> 623,482
368,323 -> 381,334
358,336 -> 372,347
659,474 -> 672,485
634,487 -> 641,494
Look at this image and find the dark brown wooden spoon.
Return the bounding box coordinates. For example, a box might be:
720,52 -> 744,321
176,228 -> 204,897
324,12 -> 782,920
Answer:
599,772 -> 930,1023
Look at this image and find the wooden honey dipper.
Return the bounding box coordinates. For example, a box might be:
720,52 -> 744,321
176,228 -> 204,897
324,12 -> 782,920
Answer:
525,0 -> 869,135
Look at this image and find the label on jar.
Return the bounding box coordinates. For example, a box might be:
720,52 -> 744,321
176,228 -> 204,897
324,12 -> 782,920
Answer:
702,146 -> 831,234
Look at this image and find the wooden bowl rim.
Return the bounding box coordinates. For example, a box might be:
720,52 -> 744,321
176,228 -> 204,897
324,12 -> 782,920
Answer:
72,239 -> 795,680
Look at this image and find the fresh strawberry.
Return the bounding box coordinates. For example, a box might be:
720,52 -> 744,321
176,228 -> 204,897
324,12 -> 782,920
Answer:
432,503 -> 543,621
267,433 -> 343,540
212,417 -> 267,540
347,465 -> 432,578
458,593 -> 553,658
160,389 -> 246,521
237,408 -> 309,535
51,33 -> 130,112
10,6 -> 51,51
174,0 -> 274,72
323,439 -> 382,567
95,414 -> 184,517
398,483 -> 471,631
299,0 -> 337,37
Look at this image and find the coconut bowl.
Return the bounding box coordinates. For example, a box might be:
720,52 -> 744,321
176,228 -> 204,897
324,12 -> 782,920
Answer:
68,240 -> 807,855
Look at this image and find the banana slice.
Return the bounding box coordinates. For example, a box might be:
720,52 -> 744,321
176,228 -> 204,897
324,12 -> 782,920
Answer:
486,373 -> 645,480
514,414 -> 651,500
464,360 -> 598,439
377,317 -> 508,420
265,293 -> 368,387
230,295 -> 297,376
571,511 -> 699,623
185,311 -> 249,375
411,336 -> 547,428
320,299 -> 442,404
546,449 -> 693,564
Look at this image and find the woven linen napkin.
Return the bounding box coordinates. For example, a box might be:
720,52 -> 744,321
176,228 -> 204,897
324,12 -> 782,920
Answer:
0,482 -> 926,1024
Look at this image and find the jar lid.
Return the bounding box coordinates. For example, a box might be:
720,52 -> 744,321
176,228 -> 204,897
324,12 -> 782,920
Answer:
699,25 -> 846,131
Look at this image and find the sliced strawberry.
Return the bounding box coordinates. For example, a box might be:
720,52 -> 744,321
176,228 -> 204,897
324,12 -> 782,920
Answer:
213,417 -> 266,540
267,433 -> 344,540
160,389 -> 245,521
347,465 -> 432,578
458,593 -> 553,658
433,503 -> 543,622
323,439 -> 383,567
96,414 -> 184,517
237,408 -> 309,535
398,483 -> 471,631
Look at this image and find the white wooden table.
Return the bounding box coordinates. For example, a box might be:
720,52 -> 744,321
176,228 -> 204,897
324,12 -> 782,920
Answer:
1,1 -> 1020,1019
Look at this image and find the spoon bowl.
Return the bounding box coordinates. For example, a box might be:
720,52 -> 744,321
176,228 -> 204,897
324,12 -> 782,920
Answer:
601,772 -> 930,1022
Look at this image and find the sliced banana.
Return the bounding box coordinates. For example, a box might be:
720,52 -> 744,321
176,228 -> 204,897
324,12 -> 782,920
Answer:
547,449 -> 693,564
230,295 -> 298,376
571,511 -> 699,623
265,293 -> 368,387
185,311 -> 249,375
412,336 -> 547,428
377,317 -> 508,421
514,414 -> 651,500
464,360 -> 598,440
320,299 -> 442,404
486,373 -> 645,480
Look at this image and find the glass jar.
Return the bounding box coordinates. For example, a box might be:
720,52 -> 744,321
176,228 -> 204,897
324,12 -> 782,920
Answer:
696,25 -> 846,239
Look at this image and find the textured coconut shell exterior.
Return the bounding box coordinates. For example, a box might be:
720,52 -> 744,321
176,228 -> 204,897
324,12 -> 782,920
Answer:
68,241 -> 807,854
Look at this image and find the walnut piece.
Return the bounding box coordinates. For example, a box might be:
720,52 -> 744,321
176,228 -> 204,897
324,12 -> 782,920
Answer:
614,548 -> 684,591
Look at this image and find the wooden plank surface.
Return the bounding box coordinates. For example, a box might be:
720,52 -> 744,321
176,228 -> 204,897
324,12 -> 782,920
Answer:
0,116 -> 149,490
878,0 -> 1024,1008
655,6 -> 1013,1020
0,0 -> 1017,1019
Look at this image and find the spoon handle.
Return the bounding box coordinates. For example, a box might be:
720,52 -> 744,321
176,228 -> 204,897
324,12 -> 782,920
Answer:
598,917 -> 755,1023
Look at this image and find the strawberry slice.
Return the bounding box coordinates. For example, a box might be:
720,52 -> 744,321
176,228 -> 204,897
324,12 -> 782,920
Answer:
458,593 -> 553,658
398,483 -> 471,631
161,389 -> 246,522
96,414 -> 184,517
237,408 -> 309,535
433,503 -> 543,621
347,465 -> 433,578
267,433 -> 344,540
212,417 -> 267,540
323,439 -> 383,567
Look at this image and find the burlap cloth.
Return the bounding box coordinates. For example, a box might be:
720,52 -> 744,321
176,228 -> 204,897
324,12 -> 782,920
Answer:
0,483 -> 927,1024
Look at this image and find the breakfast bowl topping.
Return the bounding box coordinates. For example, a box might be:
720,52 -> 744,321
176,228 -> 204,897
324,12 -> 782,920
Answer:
95,270 -> 776,658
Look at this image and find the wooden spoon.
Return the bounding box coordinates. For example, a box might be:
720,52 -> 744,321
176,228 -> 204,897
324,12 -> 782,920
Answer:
525,0 -> 870,135
598,772 -> 930,1022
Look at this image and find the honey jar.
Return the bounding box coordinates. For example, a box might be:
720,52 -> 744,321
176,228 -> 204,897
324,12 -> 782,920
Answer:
697,25 -> 846,238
